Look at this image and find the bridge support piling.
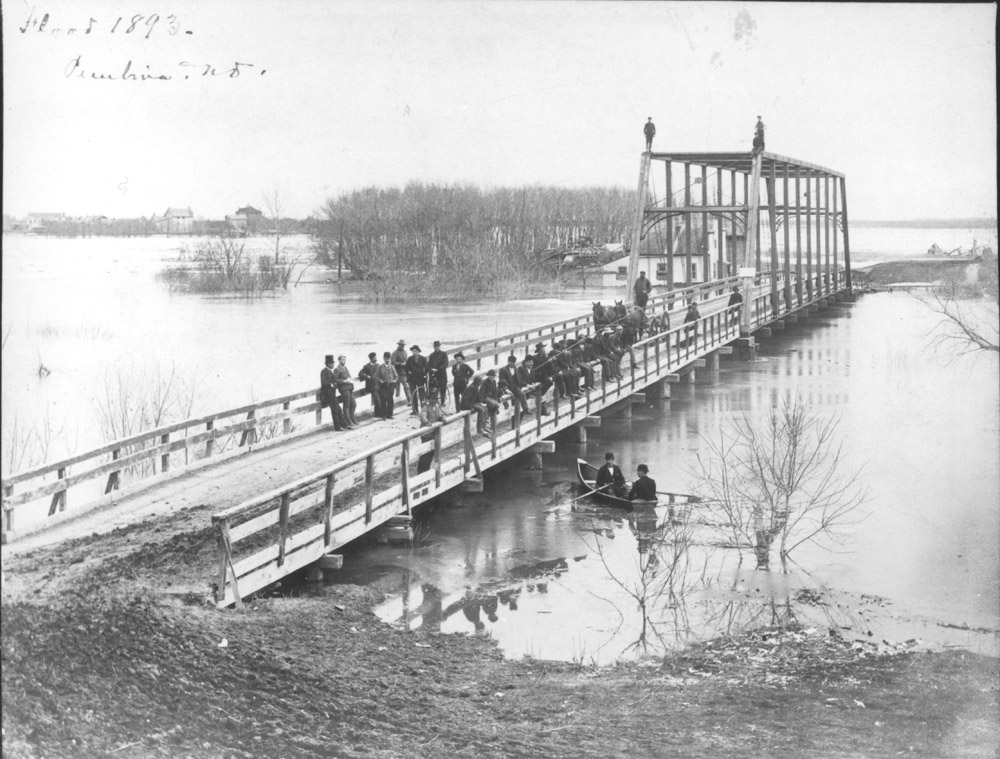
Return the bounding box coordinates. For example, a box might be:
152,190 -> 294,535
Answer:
734,337 -> 757,361
705,351 -> 720,373
525,440 -> 556,470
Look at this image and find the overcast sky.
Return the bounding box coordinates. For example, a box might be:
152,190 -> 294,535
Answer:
3,1 -> 995,221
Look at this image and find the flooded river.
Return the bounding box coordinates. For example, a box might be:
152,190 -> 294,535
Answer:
2,231 -> 998,663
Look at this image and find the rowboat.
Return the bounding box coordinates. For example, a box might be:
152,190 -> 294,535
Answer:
576,458 -> 702,509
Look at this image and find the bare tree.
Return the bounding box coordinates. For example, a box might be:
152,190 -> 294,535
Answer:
262,184 -> 289,264
919,280 -> 999,355
692,398 -> 869,570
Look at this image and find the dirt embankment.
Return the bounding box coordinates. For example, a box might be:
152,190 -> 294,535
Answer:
3,569 -> 998,759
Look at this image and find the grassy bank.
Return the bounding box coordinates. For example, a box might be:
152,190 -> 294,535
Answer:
2,581 -> 997,759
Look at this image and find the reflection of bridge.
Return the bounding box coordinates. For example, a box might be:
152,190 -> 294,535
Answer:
2,149 -> 854,609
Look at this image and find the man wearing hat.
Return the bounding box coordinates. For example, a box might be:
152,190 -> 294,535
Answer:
627,464 -> 657,502
391,340 -> 410,404
596,452 -> 627,498
684,300 -> 701,343
452,352 -> 474,411
374,352 -> 398,419
727,285 -> 743,328
460,375 -> 490,435
427,340 -> 449,407
404,345 -> 428,415
499,355 -> 529,416
320,355 -> 348,431
333,355 -> 358,427
644,117 -> 656,151
480,368 -> 502,428
516,355 -> 549,415
358,352 -> 381,418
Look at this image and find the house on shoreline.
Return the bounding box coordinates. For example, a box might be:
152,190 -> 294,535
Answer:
154,207 -> 194,234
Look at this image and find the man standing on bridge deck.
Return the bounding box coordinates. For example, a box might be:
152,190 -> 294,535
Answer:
684,300 -> 701,342
644,117 -> 656,151
391,339 -> 411,404
428,340 -> 449,407
358,352 -> 380,417
320,355 -> 348,431
374,352 -> 398,419
334,355 -> 359,427
452,352 -> 474,412
727,286 -> 743,328
634,271 -> 652,309
627,464 -> 657,502
405,345 -> 429,416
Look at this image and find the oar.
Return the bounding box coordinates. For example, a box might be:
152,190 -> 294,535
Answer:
655,490 -> 709,503
569,483 -> 610,503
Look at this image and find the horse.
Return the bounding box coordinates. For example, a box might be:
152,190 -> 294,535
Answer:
592,302 -> 613,331
612,301 -> 647,340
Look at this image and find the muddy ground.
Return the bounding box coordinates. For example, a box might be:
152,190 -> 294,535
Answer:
3,532 -> 999,759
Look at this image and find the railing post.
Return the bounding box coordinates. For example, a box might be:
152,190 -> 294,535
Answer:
161,433 -> 170,473
323,473 -> 336,547
401,438 -> 411,514
283,401 -> 292,435
215,517 -> 242,607
277,492 -> 290,567
364,455 -> 374,524
105,448 -> 121,493
433,424 -> 442,488
47,468 -> 67,516
316,392 -> 323,425
206,420 -> 215,457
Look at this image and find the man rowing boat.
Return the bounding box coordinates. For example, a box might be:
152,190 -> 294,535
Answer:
595,452 -> 627,498
627,464 -> 657,502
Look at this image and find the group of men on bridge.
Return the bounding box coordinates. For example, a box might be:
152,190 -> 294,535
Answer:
320,278 -> 745,434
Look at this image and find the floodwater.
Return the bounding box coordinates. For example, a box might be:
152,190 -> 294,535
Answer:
2,228 -> 998,663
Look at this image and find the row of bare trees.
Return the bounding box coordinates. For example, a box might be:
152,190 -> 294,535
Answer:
311,182 -> 636,282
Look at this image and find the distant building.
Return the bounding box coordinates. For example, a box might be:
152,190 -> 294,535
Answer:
236,205 -> 264,234
154,207 -> 194,234
26,212 -> 66,233
225,214 -> 248,234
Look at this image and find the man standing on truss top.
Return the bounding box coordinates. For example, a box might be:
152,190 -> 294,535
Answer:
644,117 -> 656,151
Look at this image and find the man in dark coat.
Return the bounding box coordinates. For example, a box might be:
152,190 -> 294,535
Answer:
644,117 -> 656,151
480,369 -> 502,430
374,352 -> 398,419
499,355 -> 530,415
684,300 -> 701,342
428,340 -> 449,406
596,452 -> 627,498
404,345 -> 428,416
320,355 -> 348,431
753,115 -> 765,153
391,339 -> 411,403
627,464 -> 657,502
727,286 -> 743,328
634,271 -> 652,309
460,375 -> 489,435
517,356 -> 549,416
452,352 -> 474,412
358,352 -> 380,417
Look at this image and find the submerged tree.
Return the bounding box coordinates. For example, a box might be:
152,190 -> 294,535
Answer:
693,399 -> 869,570
918,248 -> 999,354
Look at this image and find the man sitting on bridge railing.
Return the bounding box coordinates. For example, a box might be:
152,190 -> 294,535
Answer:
460,375 -> 491,435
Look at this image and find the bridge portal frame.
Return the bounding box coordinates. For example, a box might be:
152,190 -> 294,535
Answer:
627,150 -> 852,334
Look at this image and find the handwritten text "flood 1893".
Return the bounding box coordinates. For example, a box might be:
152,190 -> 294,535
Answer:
20,7 -> 188,38
65,56 -> 266,81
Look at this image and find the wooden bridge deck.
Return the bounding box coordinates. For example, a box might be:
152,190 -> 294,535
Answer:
1,273 -> 851,607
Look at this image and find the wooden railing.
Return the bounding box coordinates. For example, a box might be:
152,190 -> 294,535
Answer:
1,270 -> 845,544
211,299 -> 754,607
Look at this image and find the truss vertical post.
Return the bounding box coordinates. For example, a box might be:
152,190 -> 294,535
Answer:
626,152 -> 652,294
